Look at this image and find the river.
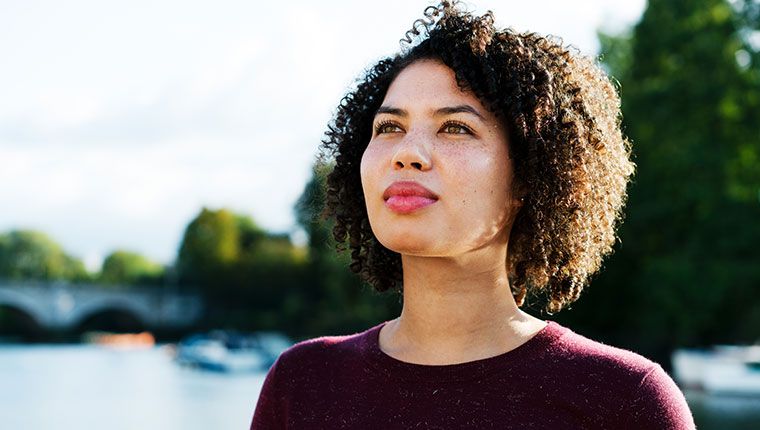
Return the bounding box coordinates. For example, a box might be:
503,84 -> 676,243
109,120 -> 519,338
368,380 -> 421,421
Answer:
0,344 -> 264,430
1,344 -> 759,429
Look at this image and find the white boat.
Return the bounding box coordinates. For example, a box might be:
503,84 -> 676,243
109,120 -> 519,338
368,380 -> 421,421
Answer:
672,345 -> 760,396
175,330 -> 291,373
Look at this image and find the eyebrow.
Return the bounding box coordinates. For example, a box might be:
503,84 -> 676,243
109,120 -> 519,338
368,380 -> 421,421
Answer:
375,104 -> 486,120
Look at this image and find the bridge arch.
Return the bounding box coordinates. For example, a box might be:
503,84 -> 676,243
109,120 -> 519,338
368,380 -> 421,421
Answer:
0,281 -> 203,334
72,297 -> 153,333
0,287 -> 47,328
0,304 -> 43,341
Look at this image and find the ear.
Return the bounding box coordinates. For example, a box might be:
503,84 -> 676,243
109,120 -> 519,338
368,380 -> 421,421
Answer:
509,180 -> 527,209
509,196 -> 524,220
505,194 -> 525,226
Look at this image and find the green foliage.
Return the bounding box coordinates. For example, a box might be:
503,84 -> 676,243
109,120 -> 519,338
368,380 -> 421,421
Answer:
175,207 -> 310,333
99,250 -> 164,286
0,230 -> 89,282
557,0 -> 760,363
177,208 -> 242,287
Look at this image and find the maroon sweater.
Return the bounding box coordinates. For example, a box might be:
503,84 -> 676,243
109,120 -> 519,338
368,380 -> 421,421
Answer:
250,320 -> 695,429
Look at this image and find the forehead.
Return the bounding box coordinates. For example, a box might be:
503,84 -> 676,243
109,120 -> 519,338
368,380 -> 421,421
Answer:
381,59 -> 486,110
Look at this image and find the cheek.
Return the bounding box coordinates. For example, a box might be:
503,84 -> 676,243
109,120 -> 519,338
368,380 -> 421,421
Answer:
359,146 -> 377,191
360,143 -> 389,204
446,148 -> 511,205
452,172 -> 512,238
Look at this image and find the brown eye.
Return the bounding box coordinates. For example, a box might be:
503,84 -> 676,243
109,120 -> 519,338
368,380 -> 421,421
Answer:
374,120 -> 403,135
440,121 -> 473,135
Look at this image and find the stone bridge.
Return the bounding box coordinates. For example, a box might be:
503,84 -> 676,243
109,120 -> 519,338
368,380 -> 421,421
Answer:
0,280 -> 204,332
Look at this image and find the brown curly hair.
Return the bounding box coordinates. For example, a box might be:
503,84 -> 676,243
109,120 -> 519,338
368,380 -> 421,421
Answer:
319,1 -> 635,314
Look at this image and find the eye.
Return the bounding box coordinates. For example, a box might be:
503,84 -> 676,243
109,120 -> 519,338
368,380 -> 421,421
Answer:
374,120 -> 404,135
440,120 -> 473,135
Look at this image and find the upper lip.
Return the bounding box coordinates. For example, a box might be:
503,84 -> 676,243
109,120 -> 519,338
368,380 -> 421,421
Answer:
382,181 -> 439,201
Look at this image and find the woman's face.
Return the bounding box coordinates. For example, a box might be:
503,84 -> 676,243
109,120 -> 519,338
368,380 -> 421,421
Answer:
360,59 -> 520,257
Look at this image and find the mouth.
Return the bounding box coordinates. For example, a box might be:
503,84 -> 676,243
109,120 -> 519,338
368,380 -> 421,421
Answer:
384,195 -> 437,213
382,181 -> 439,214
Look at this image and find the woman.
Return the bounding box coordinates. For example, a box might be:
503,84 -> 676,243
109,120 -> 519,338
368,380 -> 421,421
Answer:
251,2 -> 695,428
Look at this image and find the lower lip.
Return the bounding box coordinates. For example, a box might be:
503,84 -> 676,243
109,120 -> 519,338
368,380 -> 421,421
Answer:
384,196 -> 438,214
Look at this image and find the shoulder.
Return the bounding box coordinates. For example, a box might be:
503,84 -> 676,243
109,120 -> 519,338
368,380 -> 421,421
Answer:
280,325 -> 373,361
546,322 -> 659,377
624,364 -> 696,429
254,324 -> 377,413
269,323 -> 378,378
544,322 -> 695,429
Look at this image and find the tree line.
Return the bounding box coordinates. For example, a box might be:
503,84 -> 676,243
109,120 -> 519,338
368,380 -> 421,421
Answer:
0,230 -> 162,286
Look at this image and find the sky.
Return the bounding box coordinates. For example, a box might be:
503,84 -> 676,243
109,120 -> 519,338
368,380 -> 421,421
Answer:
0,0 -> 646,271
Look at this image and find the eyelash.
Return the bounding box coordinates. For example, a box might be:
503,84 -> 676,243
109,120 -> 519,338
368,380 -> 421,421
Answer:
373,120 -> 475,136
440,120 -> 473,135
374,119 -> 401,135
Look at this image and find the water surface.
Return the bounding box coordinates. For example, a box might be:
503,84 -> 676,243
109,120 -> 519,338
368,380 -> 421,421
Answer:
0,345 -> 264,430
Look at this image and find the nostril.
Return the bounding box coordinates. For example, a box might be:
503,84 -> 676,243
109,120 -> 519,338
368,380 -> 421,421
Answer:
395,161 -> 405,168
411,162 -> 422,170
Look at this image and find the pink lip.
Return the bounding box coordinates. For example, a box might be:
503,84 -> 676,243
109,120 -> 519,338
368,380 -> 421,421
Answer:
382,181 -> 439,214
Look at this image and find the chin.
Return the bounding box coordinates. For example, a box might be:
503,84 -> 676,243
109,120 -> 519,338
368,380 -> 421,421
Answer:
374,230 -> 442,256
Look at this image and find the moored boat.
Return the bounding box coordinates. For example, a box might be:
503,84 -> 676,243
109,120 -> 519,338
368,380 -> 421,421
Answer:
672,345 -> 760,396
175,330 -> 290,373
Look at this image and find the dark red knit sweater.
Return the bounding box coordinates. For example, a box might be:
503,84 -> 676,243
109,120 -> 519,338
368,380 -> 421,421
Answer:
250,320 -> 695,429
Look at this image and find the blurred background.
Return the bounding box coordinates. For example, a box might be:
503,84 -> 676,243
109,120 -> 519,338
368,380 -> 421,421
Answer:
0,0 -> 758,428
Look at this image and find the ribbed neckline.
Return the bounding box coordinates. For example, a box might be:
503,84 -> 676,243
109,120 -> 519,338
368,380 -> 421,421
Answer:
361,319 -> 567,383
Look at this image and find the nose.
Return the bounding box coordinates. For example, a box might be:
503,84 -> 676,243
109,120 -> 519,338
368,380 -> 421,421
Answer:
391,134 -> 432,171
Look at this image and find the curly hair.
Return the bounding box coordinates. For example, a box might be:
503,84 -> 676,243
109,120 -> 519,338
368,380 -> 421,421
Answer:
319,1 -> 635,314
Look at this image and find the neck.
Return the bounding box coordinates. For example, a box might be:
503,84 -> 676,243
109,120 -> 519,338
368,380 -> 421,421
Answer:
380,243 -> 545,364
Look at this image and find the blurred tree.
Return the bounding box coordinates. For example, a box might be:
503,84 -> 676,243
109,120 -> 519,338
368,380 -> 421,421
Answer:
175,207 -> 308,332
176,207 -> 241,288
99,250 -> 165,286
0,230 -> 89,282
557,0 -> 760,365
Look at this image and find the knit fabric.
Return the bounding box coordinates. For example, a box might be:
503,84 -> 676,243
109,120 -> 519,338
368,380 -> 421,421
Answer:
250,320 -> 695,429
